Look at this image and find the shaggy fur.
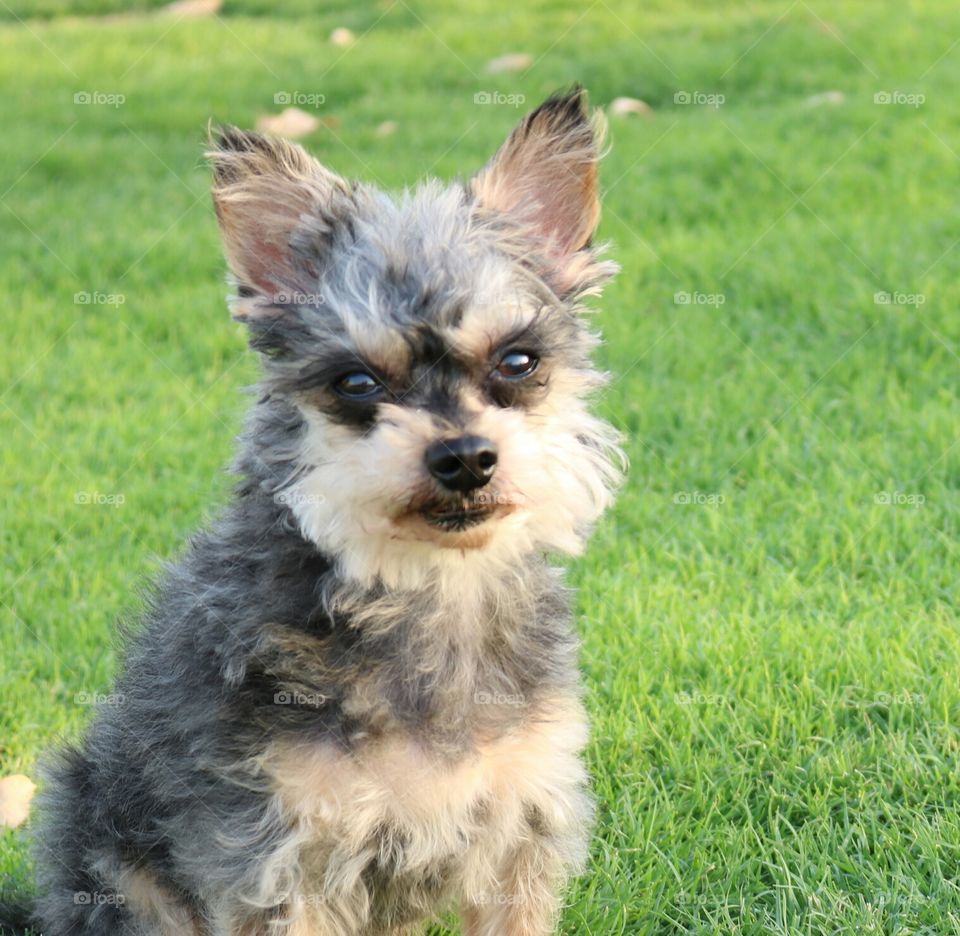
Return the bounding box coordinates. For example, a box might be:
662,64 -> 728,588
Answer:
30,87 -> 622,936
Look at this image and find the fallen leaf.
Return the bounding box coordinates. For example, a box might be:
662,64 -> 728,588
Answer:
804,90 -> 845,108
485,53 -> 532,74
610,96 -> 653,117
0,775 -> 36,829
375,120 -> 397,138
256,107 -> 320,140
330,27 -> 356,47
163,0 -> 222,16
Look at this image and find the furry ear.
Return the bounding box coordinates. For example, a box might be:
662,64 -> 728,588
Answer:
471,86 -> 611,297
208,127 -> 352,319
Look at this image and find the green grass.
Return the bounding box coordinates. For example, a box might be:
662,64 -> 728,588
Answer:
3,0 -> 960,933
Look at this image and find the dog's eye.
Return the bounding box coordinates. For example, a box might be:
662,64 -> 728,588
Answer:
495,351 -> 539,380
333,372 -> 383,400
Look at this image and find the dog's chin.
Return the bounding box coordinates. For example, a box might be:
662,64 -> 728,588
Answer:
390,496 -> 519,549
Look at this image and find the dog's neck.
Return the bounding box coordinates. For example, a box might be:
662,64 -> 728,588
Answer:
302,550 -> 576,748
317,543 -> 557,639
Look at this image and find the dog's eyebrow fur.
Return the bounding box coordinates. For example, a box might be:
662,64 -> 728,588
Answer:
445,303 -> 541,360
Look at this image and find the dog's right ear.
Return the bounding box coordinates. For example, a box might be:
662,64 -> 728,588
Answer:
471,87 -> 614,299
208,126 -> 352,320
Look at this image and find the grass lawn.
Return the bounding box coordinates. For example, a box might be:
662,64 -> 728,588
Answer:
3,0 -> 960,933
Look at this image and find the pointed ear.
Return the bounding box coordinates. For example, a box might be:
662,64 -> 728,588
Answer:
207,127 -> 351,319
471,87 -> 612,297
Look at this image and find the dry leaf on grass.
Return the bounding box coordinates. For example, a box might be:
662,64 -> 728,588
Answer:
330,27 -> 356,47
610,97 -> 653,118
256,107 -> 320,140
0,775 -> 36,829
163,0 -> 222,16
485,53 -> 532,74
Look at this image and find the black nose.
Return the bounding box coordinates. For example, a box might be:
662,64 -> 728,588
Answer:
425,436 -> 498,493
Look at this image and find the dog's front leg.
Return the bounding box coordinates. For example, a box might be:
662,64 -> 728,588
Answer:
460,842 -> 568,936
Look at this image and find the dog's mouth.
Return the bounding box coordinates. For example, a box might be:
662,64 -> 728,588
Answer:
391,491 -> 521,546
419,503 -> 497,531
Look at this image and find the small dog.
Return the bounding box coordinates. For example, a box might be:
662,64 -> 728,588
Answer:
32,87 -> 622,936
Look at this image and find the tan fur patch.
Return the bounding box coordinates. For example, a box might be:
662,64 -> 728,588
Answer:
116,865 -> 202,935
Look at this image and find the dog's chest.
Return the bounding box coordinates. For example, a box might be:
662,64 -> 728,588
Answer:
261,697 -> 588,921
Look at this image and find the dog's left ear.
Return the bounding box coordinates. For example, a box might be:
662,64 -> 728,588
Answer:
471,86 -> 613,297
208,126 -> 352,320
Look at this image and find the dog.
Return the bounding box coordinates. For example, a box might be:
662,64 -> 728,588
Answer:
29,86 -> 622,936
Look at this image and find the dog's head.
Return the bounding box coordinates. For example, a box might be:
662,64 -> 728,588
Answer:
209,88 -> 622,589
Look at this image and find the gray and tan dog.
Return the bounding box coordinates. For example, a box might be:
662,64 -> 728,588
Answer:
30,87 -> 622,936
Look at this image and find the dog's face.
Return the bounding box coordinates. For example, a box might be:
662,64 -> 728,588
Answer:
210,90 -> 621,589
